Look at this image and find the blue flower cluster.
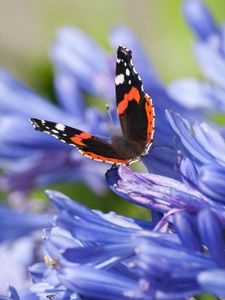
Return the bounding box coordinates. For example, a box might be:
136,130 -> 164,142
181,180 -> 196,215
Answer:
27,191 -> 225,299
2,188 -> 225,299
168,0 -> 225,113
0,0 -> 225,300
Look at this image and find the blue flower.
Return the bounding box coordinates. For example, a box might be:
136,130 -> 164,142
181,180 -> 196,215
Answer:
0,69 -> 108,195
0,286 -> 40,300
167,0 -> 225,112
167,110 -> 225,207
27,190 -> 225,299
0,206 -> 50,296
51,27 -> 114,101
174,209 -> 225,297
0,205 -> 49,242
29,190 -> 156,299
106,165 -> 225,224
0,286 -> 20,300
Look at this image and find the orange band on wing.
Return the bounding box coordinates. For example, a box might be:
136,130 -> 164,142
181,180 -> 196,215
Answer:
117,87 -> 141,116
145,94 -> 154,144
70,132 -> 92,146
84,151 -> 128,165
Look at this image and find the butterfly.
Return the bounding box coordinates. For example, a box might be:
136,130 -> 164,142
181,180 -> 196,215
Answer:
30,46 -> 155,165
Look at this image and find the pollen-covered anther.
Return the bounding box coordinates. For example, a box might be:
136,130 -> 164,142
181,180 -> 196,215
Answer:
44,255 -> 59,268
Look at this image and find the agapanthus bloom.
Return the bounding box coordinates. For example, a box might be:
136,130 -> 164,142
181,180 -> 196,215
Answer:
168,0 -> 225,113
0,205 -> 50,295
106,164 -> 225,224
24,190 -> 225,299
167,110 -> 225,208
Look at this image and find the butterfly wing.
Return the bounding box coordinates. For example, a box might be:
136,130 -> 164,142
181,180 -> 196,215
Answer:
115,46 -> 155,154
30,118 -> 130,165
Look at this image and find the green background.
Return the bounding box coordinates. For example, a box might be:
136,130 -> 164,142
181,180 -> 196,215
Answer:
1,0 -> 224,86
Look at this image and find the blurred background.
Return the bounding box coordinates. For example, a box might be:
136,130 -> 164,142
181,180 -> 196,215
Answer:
0,0 -> 224,218
1,0 -> 224,87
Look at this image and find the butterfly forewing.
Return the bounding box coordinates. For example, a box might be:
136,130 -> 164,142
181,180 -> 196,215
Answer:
115,46 -> 155,151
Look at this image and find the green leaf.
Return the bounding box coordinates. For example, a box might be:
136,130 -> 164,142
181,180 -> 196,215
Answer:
195,292 -> 218,300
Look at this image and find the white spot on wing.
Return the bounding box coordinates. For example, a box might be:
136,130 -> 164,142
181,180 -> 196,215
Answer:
126,68 -> 130,76
51,134 -> 59,139
115,74 -> 125,85
55,123 -> 65,131
51,129 -> 59,134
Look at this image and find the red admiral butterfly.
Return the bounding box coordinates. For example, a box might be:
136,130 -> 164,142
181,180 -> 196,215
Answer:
30,46 -> 155,165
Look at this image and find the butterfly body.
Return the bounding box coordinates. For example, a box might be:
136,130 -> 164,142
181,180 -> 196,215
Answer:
111,135 -> 145,160
30,46 -> 155,165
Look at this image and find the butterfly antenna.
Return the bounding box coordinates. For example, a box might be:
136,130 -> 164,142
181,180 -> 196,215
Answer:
106,104 -> 114,126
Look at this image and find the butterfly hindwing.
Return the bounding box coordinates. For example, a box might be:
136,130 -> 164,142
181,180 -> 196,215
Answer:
115,46 -> 155,153
30,118 -> 130,165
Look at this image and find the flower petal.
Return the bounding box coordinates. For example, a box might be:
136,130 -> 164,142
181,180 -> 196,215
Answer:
194,41 -> 225,89
198,209 -> 225,267
193,122 -> 225,166
143,146 -> 179,180
54,68 -> 85,119
197,164 -> 225,203
50,27 -> 113,100
166,111 -> 214,164
0,70 -> 74,122
58,266 -> 145,300
198,269 -> 225,297
174,211 -> 201,251
167,78 -> 220,110
106,166 -> 209,213
183,0 -> 218,40
0,206 -> 49,242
